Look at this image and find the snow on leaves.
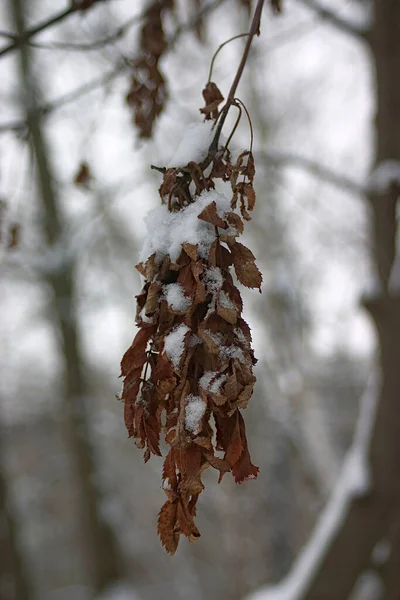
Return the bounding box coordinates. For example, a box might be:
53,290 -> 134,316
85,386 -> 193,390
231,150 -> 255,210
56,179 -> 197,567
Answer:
119,86 -> 262,555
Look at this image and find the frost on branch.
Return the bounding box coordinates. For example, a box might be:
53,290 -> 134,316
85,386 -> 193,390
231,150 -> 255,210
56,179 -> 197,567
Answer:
119,83 -> 261,554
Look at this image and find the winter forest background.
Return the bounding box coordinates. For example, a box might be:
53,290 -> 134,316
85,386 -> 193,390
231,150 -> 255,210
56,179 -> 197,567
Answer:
1,1 -> 400,599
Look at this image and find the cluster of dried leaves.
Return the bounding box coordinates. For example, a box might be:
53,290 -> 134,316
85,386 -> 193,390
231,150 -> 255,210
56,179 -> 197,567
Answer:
126,0 -> 174,138
120,76 -> 262,554
125,0 -> 282,140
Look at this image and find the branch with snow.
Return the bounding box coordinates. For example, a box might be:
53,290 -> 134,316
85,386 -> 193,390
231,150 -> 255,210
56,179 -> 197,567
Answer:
246,370 -> 379,600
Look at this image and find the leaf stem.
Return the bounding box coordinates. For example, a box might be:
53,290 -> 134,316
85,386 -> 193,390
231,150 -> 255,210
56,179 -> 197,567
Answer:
201,0 -> 265,169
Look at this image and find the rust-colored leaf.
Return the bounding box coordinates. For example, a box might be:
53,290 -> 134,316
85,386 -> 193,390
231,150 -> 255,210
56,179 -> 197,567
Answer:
225,412 -> 244,467
120,328 -> 152,376
200,82 -> 224,121
197,201 -> 228,229
232,412 -> 259,483
226,211 -> 244,235
158,500 -> 179,555
145,282 -> 162,316
230,241 -> 262,291
183,242 -> 198,261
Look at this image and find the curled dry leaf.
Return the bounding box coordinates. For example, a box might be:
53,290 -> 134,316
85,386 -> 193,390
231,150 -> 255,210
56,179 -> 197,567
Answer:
119,81 -> 262,554
200,82 -> 224,120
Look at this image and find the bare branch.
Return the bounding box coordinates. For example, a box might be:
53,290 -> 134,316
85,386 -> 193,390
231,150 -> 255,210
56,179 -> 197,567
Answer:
0,0 -> 109,59
0,60 -> 128,134
296,0 -> 371,42
0,0 -> 229,135
258,150 -> 366,196
22,12 -> 143,52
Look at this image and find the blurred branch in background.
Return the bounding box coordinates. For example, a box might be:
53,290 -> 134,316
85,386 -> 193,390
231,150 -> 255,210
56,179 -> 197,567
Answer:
11,0 -> 126,595
258,150 -> 366,196
295,0 -> 371,41
0,430 -> 32,600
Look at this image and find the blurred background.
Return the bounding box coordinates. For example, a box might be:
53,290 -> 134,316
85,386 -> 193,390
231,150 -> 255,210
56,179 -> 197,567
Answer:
0,1 -> 380,599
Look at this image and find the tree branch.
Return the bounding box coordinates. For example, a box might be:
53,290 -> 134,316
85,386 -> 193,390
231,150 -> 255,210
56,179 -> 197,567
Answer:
258,150 -> 366,196
0,0 -> 112,58
296,0 -> 371,42
202,0 -> 266,168
0,60 -> 128,134
0,0 -> 229,135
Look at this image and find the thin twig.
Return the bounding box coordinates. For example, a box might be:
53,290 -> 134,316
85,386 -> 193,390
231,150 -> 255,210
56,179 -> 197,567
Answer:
222,102 -> 242,153
23,13 -> 143,52
201,0 -> 265,169
207,33 -> 250,83
235,98 -> 254,152
0,0 -> 109,59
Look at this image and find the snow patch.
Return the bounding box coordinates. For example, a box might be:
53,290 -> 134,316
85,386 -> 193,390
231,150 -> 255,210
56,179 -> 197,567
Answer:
140,189 -> 231,264
200,371 -> 227,395
168,121 -> 214,168
164,283 -> 191,312
185,395 -> 207,434
203,266 -> 223,294
164,324 -> 190,369
219,291 -> 236,310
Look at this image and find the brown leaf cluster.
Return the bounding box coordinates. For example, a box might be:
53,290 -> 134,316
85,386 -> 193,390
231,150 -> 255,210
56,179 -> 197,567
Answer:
126,0 -> 174,138
120,85 -> 261,555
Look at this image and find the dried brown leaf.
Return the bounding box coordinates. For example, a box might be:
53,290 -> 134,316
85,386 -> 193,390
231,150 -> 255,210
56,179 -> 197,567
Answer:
230,242 -> 262,291
197,201 -> 228,229
158,501 -> 179,555
200,82 -> 224,120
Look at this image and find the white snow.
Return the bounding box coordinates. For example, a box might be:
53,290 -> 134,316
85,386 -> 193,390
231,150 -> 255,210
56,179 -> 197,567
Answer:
368,160 -> 400,194
199,371 -> 227,395
221,345 -> 245,362
246,370 -> 379,600
140,189 -> 231,264
234,327 -> 249,346
204,330 -> 246,363
219,291 -> 236,311
189,334 -> 202,347
203,266 -> 223,294
163,283 -> 191,312
139,308 -> 153,324
167,121 -> 214,168
185,394 -> 207,434
163,324 -> 190,369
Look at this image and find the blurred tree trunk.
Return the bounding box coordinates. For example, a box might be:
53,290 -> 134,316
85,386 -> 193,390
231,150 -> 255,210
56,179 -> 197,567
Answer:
11,0 -> 125,595
292,1 -> 400,598
0,439 -> 31,600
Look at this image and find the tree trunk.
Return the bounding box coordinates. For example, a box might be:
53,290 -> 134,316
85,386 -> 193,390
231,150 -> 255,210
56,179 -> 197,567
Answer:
0,443 -> 32,600
298,1 -> 400,598
11,0 -> 125,594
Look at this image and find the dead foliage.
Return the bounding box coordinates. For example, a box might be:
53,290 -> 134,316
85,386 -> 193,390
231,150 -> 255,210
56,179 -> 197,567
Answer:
119,74 -> 262,552
126,0 -> 174,138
